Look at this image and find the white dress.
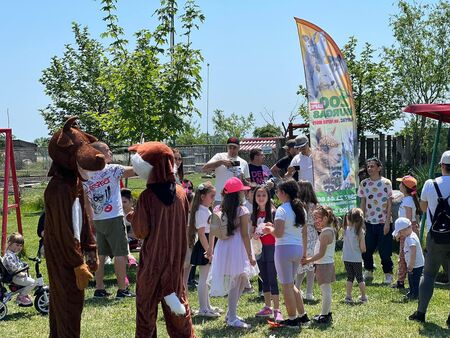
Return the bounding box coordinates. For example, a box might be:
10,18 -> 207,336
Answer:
298,203 -> 319,274
208,206 -> 259,297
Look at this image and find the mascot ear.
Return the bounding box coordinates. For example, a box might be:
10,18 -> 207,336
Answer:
63,116 -> 79,131
56,132 -> 74,148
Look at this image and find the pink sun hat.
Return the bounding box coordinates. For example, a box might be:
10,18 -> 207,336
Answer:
223,177 -> 251,194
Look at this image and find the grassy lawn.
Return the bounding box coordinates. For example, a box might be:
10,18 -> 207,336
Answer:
1,176 -> 449,337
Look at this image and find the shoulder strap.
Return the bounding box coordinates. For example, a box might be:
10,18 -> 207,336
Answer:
432,180 -> 443,198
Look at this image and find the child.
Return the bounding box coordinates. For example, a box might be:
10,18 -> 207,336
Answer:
296,180 -> 319,301
393,175 -> 422,289
187,181 -> 220,317
209,177 -> 258,329
2,233 -> 36,306
392,217 -> 424,300
263,179 -> 309,328
302,205 -> 338,324
121,188 -> 139,265
343,208 -> 367,303
252,185 -> 283,322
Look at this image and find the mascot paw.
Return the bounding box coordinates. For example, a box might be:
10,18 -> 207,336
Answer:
74,263 -> 93,290
164,292 -> 186,316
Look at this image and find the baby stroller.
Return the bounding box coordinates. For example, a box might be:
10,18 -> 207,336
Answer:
0,245 -> 50,320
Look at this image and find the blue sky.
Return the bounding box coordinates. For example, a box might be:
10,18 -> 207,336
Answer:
0,0 -> 432,142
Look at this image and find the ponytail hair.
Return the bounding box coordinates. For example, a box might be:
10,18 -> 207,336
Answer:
345,208 -> 365,237
404,186 -> 422,217
221,191 -> 241,236
188,181 -> 215,248
277,179 -> 305,227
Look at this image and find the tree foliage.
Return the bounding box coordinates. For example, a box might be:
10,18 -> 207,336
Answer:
174,121 -> 208,145
40,0 -> 205,144
212,109 -> 255,144
253,124 -> 282,138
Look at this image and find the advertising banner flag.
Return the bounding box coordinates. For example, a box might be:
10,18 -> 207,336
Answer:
295,18 -> 357,216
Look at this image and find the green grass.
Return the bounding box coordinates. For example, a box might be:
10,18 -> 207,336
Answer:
1,178 -> 449,337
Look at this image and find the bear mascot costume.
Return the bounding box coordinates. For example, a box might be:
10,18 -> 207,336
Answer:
128,142 -> 195,338
44,116 -> 105,337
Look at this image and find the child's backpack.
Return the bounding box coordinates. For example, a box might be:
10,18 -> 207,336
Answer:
210,211 -> 230,240
429,181 -> 450,244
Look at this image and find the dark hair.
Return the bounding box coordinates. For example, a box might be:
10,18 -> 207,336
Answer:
442,163 -> 450,172
120,188 -> 132,200
403,185 -> 423,217
314,205 -> 339,229
221,191 -> 241,236
344,208 -> 364,236
250,148 -> 262,161
252,185 -> 273,227
366,157 -> 382,167
188,182 -> 215,248
298,180 -> 318,205
277,179 -> 305,227
172,148 -> 184,181
7,232 -> 24,246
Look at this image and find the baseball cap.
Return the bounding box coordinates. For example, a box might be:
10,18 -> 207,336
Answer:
283,139 -> 296,150
396,175 -> 417,190
294,135 -> 309,149
392,217 -> 412,237
440,150 -> 450,164
226,137 -> 240,147
223,177 -> 251,194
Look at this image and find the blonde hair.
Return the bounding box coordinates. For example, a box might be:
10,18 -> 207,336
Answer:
344,208 -> 365,236
7,232 -> 24,246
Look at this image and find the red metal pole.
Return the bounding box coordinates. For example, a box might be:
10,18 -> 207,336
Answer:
1,129 -> 11,255
9,136 -> 22,235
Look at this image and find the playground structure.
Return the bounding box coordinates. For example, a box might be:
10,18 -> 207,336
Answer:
0,129 -> 22,255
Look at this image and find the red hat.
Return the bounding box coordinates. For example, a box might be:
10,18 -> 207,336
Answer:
223,177 -> 250,194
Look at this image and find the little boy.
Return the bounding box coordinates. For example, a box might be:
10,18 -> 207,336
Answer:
392,218 -> 424,300
2,233 -> 36,306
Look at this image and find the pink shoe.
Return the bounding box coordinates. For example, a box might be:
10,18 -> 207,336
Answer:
16,294 -> 32,307
273,309 -> 283,322
255,306 -> 273,317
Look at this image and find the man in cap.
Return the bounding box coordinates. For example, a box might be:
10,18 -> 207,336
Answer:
202,137 -> 250,205
285,135 -> 313,183
271,139 -> 299,180
409,150 -> 450,327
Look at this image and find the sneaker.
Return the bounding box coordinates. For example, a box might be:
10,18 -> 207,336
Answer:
94,289 -> 111,298
16,294 -> 32,307
358,295 -> 368,303
297,313 -> 310,325
344,296 -> 353,304
116,288 -> 136,299
391,281 -> 405,289
209,306 -> 224,314
305,293 -> 315,301
279,318 -> 300,328
255,306 -> 273,317
364,270 -> 373,281
197,309 -> 220,318
313,312 -> 332,324
384,273 -> 394,285
225,315 -> 243,322
409,311 -> 425,323
105,256 -> 113,265
403,293 -> 418,301
227,318 -> 251,329
273,309 -> 283,322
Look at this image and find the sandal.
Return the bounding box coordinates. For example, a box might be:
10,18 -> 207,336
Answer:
227,318 -> 251,329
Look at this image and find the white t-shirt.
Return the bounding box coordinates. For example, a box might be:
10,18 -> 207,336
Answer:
274,202 -> 304,246
398,196 -> 417,221
207,152 -> 250,202
195,205 -> 211,233
290,153 -> 313,183
420,176 -> 450,230
404,232 -> 424,268
83,164 -> 124,221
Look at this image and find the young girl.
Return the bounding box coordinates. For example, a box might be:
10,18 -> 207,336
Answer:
393,175 -> 422,289
302,205 -> 338,324
296,180 -> 319,301
2,233 -> 35,306
343,208 -> 367,303
187,181 -> 220,317
209,177 -> 258,329
252,185 -> 283,322
263,179 -> 309,328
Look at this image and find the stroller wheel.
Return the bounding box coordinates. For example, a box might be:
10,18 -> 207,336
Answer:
34,291 -> 49,315
0,302 -> 7,320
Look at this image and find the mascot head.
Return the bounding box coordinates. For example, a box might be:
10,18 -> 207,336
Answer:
48,116 -> 106,179
128,142 -> 177,205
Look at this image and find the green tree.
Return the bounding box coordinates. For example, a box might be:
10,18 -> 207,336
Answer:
40,0 -> 204,144
253,124 -> 282,138
212,109 -> 255,143
174,121 -> 208,145
33,137 -> 50,148
385,0 -> 450,164
342,37 -> 402,140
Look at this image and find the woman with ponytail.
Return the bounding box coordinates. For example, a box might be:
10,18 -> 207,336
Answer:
263,179 -> 309,328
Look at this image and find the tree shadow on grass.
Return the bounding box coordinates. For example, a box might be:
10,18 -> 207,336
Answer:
2,311 -> 35,321
419,321 -> 450,337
